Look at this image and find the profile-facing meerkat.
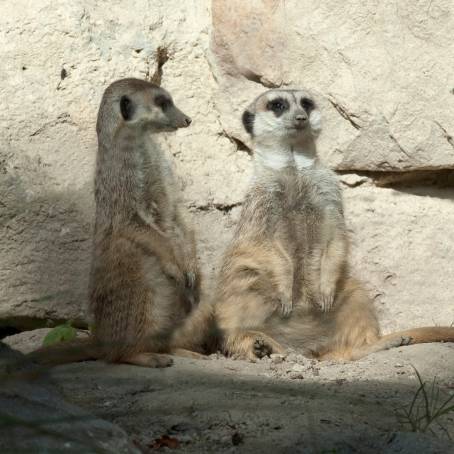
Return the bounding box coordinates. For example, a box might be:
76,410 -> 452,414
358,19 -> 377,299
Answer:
29,78 -> 208,367
214,88 -> 454,361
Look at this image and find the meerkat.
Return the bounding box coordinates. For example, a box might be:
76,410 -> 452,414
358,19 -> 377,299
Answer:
29,78 -> 209,367
214,88 -> 454,361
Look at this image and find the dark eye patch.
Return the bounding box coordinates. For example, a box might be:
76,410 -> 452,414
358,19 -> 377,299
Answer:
120,95 -> 134,121
266,97 -> 289,117
301,97 -> 315,112
155,94 -> 173,111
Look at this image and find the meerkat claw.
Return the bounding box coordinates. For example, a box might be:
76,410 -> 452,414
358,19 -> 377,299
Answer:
185,271 -> 196,289
320,293 -> 335,312
277,294 -> 293,318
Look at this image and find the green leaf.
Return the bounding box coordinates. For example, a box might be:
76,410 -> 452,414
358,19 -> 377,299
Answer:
42,322 -> 77,347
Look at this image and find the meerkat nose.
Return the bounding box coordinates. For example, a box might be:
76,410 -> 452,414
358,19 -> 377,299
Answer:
184,116 -> 192,126
295,114 -> 308,122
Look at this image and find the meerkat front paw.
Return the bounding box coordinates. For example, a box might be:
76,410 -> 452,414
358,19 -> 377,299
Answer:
317,279 -> 336,312
276,293 -> 293,318
184,271 -> 200,308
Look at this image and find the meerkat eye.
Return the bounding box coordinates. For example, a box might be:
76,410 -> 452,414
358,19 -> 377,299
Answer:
155,94 -> 173,112
120,96 -> 134,121
267,98 -> 289,115
301,97 -> 315,112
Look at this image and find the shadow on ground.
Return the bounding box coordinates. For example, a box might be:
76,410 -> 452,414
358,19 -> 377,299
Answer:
46,351 -> 454,454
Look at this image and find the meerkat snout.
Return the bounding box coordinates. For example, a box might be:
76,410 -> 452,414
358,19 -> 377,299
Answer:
169,109 -> 191,129
173,109 -> 191,128
154,92 -> 192,129
294,111 -> 308,128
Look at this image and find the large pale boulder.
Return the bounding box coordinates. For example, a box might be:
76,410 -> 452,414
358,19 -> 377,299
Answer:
0,344 -> 139,453
210,0 -> 454,171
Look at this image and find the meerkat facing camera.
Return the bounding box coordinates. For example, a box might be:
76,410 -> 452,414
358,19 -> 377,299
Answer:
29,78 -> 211,367
214,88 -> 454,361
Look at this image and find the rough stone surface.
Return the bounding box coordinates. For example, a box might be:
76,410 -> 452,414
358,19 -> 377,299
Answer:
0,344 -> 139,453
344,183 -> 454,332
1,2 -> 453,348
3,328 -> 89,354
47,346 -> 454,453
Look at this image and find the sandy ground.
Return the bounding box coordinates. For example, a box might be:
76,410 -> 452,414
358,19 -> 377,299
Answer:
45,343 -> 454,453
2,329 -> 454,452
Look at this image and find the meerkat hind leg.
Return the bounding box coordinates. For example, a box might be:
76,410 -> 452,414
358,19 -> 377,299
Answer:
122,352 -> 173,368
225,330 -> 285,361
316,278 -> 382,361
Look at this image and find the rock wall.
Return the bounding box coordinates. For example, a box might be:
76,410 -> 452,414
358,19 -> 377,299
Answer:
1,0 -> 453,332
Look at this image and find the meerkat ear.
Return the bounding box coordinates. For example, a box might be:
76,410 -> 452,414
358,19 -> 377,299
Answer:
120,95 -> 134,121
242,110 -> 255,135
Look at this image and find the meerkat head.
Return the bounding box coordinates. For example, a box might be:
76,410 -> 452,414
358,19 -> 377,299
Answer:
242,89 -> 321,146
97,78 -> 191,137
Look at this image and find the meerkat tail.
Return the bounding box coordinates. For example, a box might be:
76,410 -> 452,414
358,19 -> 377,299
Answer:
26,338 -> 102,366
379,326 -> 454,345
342,326 -> 454,361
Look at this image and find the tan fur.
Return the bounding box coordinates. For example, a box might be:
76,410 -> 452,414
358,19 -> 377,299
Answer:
28,78 -> 212,368
215,89 -> 454,361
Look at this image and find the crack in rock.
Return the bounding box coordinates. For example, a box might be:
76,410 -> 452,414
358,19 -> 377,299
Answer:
327,97 -> 362,130
434,121 -> 454,150
389,133 -> 413,161
30,113 -> 75,137
338,173 -> 370,188
230,136 -> 251,155
219,130 -> 252,155
339,170 -> 454,188
189,202 -> 242,213
240,68 -> 281,89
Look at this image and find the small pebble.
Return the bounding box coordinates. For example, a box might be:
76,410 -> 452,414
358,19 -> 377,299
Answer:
270,354 -> 285,364
295,354 -> 306,364
292,363 -> 305,373
231,432 -> 244,446
289,373 -> 305,380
